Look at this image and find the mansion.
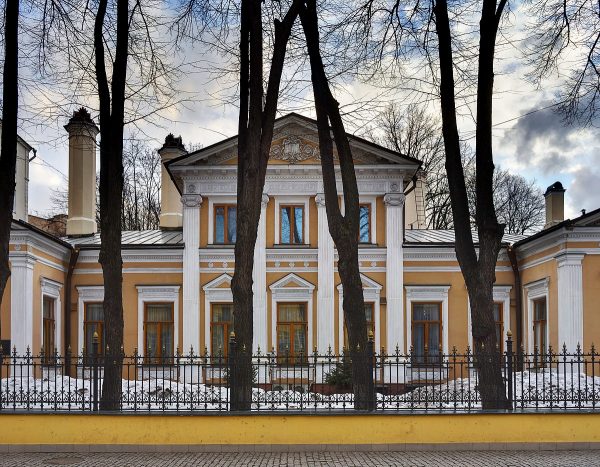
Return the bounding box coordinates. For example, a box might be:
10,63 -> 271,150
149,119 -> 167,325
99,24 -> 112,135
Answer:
2,109 -> 600,375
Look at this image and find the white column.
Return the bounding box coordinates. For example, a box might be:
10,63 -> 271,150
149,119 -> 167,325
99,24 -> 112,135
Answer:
556,252 -> 585,352
182,193 -> 203,354
315,194 -> 335,353
252,194 -> 269,352
384,193 -> 405,352
9,251 -> 35,357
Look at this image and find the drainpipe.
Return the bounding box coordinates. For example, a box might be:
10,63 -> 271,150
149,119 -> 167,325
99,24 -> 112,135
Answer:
507,245 -> 523,370
64,247 -> 79,376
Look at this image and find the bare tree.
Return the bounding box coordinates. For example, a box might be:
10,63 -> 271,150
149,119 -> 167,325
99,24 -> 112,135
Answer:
121,140 -> 161,230
526,0 -> 600,126
376,104 -> 545,234
0,0 -> 19,337
300,0 -> 374,410
342,0 -> 512,408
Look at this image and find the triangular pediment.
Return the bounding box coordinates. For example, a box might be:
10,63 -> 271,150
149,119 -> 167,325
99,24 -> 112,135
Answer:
203,273 -> 232,290
337,274 -> 382,292
269,273 -> 315,291
167,113 -> 422,170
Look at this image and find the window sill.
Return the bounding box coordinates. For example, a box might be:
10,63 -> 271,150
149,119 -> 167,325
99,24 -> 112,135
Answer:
272,244 -> 312,248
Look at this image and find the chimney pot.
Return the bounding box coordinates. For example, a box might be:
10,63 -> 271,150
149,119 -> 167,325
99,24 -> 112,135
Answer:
65,108 -> 99,237
158,134 -> 186,230
544,181 -> 565,229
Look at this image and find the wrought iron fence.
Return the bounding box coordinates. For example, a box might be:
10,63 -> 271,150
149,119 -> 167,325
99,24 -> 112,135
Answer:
0,334 -> 598,413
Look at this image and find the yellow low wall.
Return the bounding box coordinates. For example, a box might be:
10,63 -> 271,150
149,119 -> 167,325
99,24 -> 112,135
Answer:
1,413 -> 599,446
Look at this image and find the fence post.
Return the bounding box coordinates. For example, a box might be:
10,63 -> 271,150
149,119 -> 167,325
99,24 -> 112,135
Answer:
228,331 -> 236,411
92,331 -> 99,412
506,330 -> 513,411
367,330 -> 376,410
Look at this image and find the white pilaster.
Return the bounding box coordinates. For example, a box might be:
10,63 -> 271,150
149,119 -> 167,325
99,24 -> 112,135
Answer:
556,252 -> 585,352
315,194 -> 335,352
9,251 -> 36,354
252,194 -> 269,352
384,193 -> 405,352
182,193 -> 203,354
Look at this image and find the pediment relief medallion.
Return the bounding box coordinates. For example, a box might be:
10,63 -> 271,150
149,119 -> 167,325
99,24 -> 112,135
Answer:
270,135 -> 322,164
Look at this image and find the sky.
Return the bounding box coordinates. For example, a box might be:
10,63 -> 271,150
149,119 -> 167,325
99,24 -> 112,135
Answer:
18,3 -> 600,223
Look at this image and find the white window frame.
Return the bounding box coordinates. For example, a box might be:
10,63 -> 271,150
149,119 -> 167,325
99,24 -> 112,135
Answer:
467,285 -> 512,351
405,285 -> 450,355
337,274 -> 382,352
203,273 -> 234,355
76,285 -> 104,354
523,277 -> 550,354
136,285 -> 180,357
40,278 -> 63,354
208,196 -> 237,245
358,195 -> 377,245
270,273 -> 315,355
274,196 -> 310,245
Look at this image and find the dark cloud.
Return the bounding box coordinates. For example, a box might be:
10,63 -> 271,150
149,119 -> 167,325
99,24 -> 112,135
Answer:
502,104 -> 583,173
566,166 -> 600,217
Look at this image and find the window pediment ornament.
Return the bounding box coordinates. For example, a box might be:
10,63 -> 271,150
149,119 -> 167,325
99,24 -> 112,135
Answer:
270,135 -> 321,164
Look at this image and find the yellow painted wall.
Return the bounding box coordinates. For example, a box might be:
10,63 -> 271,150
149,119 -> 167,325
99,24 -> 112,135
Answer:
583,254 -> 600,350
1,413 -> 600,446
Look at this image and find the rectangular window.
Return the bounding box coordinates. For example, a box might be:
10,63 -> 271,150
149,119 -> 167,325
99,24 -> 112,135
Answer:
343,302 -> 375,350
359,204 -> 371,243
411,302 -> 442,365
144,303 -> 174,364
280,205 -> 304,244
493,302 -> 503,353
277,303 -> 308,364
211,303 -> 233,361
214,204 -> 236,244
42,296 -> 55,364
84,302 -> 104,360
533,297 -> 547,354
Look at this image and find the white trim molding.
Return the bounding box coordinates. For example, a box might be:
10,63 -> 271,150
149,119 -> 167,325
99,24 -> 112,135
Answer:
182,193 -> 202,354
274,195 -> 311,245
9,252 -> 36,354
405,285 -> 451,355
337,274 -> 383,352
136,285 -> 180,355
467,285 -> 512,350
203,274 -> 233,354
253,194 -> 269,352
76,285 -> 104,354
384,192 -> 405,352
555,252 -> 585,352
523,277 -> 550,354
315,194 -> 335,353
269,273 -> 315,354
40,278 -> 63,354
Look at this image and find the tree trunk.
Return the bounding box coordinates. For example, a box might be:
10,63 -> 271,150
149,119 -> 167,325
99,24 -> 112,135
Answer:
0,0 -> 19,335
434,0 -> 509,409
229,0 -> 301,411
300,0 -> 375,410
94,0 -> 129,411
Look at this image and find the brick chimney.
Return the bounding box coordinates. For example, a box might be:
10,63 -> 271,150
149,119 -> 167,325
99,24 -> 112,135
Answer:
544,181 -> 565,229
65,108 -> 99,237
158,134 -> 186,230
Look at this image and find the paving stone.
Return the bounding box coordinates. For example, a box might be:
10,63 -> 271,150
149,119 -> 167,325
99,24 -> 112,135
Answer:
0,450 -> 599,466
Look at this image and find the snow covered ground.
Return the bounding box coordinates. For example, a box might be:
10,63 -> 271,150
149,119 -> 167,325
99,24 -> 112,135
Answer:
1,369 -> 598,411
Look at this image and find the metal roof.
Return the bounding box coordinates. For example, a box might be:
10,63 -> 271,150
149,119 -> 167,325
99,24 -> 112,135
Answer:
66,230 -> 183,248
404,229 -> 526,245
